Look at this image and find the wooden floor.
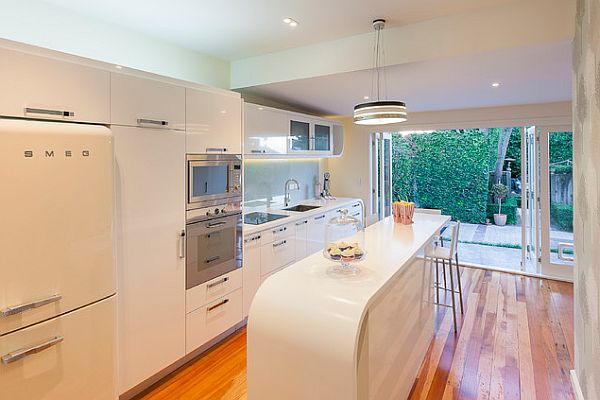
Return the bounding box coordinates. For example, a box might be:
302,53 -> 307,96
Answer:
137,267 -> 574,400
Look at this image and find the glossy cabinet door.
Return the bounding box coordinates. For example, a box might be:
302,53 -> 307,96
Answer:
289,119 -> 310,151
0,297 -> 116,400
0,47 -> 110,124
113,126 -> 186,393
186,88 -> 242,154
294,219 -> 309,260
307,213 -> 327,255
243,233 -> 262,318
314,122 -> 332,152
260,236 -> 296,276
244,103 -> 289,155
111,73 -> 185,130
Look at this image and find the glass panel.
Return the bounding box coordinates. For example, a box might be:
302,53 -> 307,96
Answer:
192,165 -> 228,196
290,120 -> 310,151
314,124 -> 331,151
382,137 -> 392,218
547,131 -> 573,265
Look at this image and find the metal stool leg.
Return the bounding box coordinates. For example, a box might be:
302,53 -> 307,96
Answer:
442,261 -> 447,289
455,253 -> 464,314
447,259 -> 458,333
435,258 -> 440,304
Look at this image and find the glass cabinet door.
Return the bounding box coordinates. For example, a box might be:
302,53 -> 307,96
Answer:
290,120 -> 310,151
314,124 -> 331,151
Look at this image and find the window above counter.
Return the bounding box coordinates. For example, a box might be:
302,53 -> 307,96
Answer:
244,102 -> 344,158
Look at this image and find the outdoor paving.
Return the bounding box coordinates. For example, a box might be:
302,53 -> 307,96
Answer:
440,221 -> 573,273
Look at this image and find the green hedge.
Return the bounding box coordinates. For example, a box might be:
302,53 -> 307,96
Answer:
551,203 -> 573,231
486,196 -> 518,225
393,130 -> 491,223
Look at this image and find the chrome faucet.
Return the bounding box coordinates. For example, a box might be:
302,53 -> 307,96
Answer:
284,179 -> 300,207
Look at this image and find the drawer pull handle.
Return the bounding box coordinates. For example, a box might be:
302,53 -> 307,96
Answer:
137,118 -> 169,126
207,221 -> 227,228
206,147 -> 227,153
352,212 -> 360,217
207,299 -> 229,312
314,215 -> 325,220
1,294 -> 62,317
273,240 -> 287,248
273,227 -> 287,234
179,230 -> 186,259
2,336 -> 63,365
205,256 -> 221,264
295,220 -> 308,226
251,149 -> 266,154
207,276 -> 229,288
25,107 -> 74,118
244,235 -> 261,243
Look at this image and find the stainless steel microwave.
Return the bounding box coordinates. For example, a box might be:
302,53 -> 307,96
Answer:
186,154 -> 242,210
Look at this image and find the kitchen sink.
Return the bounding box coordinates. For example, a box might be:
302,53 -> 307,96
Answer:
282,204 -> 322,212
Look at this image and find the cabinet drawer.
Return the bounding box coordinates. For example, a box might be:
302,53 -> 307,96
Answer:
186,268 -> 242,314
260,222 -> 295,245
260,237 -> 295,276
186,288 -> 242,354
111,73 -> 185,130
0,297 -> 116,400
0,47 -> 109,123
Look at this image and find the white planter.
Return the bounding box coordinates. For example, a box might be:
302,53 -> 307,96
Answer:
494,213 -> 507,226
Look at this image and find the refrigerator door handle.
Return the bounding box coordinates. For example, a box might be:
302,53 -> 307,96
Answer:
2,336 -> 64,365
1,294 -> 62,317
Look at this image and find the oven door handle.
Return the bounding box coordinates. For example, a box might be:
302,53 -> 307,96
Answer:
207,221 -> 227,228
205,256 -> 221,264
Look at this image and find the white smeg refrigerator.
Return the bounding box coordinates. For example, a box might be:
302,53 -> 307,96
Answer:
0,119 -> 117,399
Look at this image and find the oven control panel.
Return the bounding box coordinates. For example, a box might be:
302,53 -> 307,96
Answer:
186,200 -> 242,223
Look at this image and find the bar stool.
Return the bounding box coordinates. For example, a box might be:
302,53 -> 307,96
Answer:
425,221 -> 463,332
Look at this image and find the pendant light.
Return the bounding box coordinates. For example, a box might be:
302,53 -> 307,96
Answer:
353,19 -> 407,125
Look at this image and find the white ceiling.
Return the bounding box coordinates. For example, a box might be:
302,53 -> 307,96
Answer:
40,0 -> 516,60
240,41 -> 573,115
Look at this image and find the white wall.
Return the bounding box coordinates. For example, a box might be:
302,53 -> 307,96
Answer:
572,0 -> 600,397
0,0 -> 230,89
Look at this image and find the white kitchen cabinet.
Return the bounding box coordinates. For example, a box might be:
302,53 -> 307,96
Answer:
243,233 -> 262,317
260,236 -> 296,277
186,269 -> 243,314
113,126 -> 186,393
186,288 -> 243,353
307,213 -> 327,255
294,219 -> 309,260
110,73 -> 185,130
244,103 -> 289,155
0,47 -> 109,123
0,297 -> 116,400
186,88 -> 242,154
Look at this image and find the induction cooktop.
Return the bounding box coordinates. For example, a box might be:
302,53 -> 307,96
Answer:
244,212 -> 288,225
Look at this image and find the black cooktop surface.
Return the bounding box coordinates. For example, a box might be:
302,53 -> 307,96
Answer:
244,212 -> 288,225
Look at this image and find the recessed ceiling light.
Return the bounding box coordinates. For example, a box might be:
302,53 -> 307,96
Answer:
363,95 -> 370,100
283,17 -> 298,27
491,82 -> 500,87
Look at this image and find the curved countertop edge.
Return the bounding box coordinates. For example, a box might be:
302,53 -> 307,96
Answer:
247,214 -> 450,400
243,197 -> 364,236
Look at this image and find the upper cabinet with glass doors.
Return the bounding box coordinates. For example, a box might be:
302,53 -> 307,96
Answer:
244,102 -> 342,158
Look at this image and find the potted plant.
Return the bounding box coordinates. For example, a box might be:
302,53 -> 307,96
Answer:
490,183 -> 509,226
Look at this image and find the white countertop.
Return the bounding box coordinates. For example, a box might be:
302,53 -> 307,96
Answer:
243,197 -> 362,236
247,213 -> 450,400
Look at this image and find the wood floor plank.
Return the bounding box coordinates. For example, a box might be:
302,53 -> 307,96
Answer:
139,267 -> 574,400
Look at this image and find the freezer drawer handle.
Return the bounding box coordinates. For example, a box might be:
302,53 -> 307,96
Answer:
207,277 -> 229,289
207,299 -> 229,312
137,118 -> 169,127
2,336 -> 64,365
24,107 -> 74,118
1,294 -> 62,317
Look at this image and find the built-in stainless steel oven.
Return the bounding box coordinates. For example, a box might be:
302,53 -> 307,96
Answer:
186,210 -> 242,289
186,154 -> 241,211
186,154 -> 243,289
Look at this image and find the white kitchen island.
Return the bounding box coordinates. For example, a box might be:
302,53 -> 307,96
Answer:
247,213 -> 450,400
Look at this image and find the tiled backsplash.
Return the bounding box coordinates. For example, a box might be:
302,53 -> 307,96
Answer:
244,159 -> 321,208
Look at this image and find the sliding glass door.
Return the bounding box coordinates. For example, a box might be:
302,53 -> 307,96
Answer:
371,132 -> 392,221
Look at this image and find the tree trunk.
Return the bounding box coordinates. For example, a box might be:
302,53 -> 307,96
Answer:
494,128 -> 512,184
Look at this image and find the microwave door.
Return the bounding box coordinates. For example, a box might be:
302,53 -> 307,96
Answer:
188,161 -> 230,203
